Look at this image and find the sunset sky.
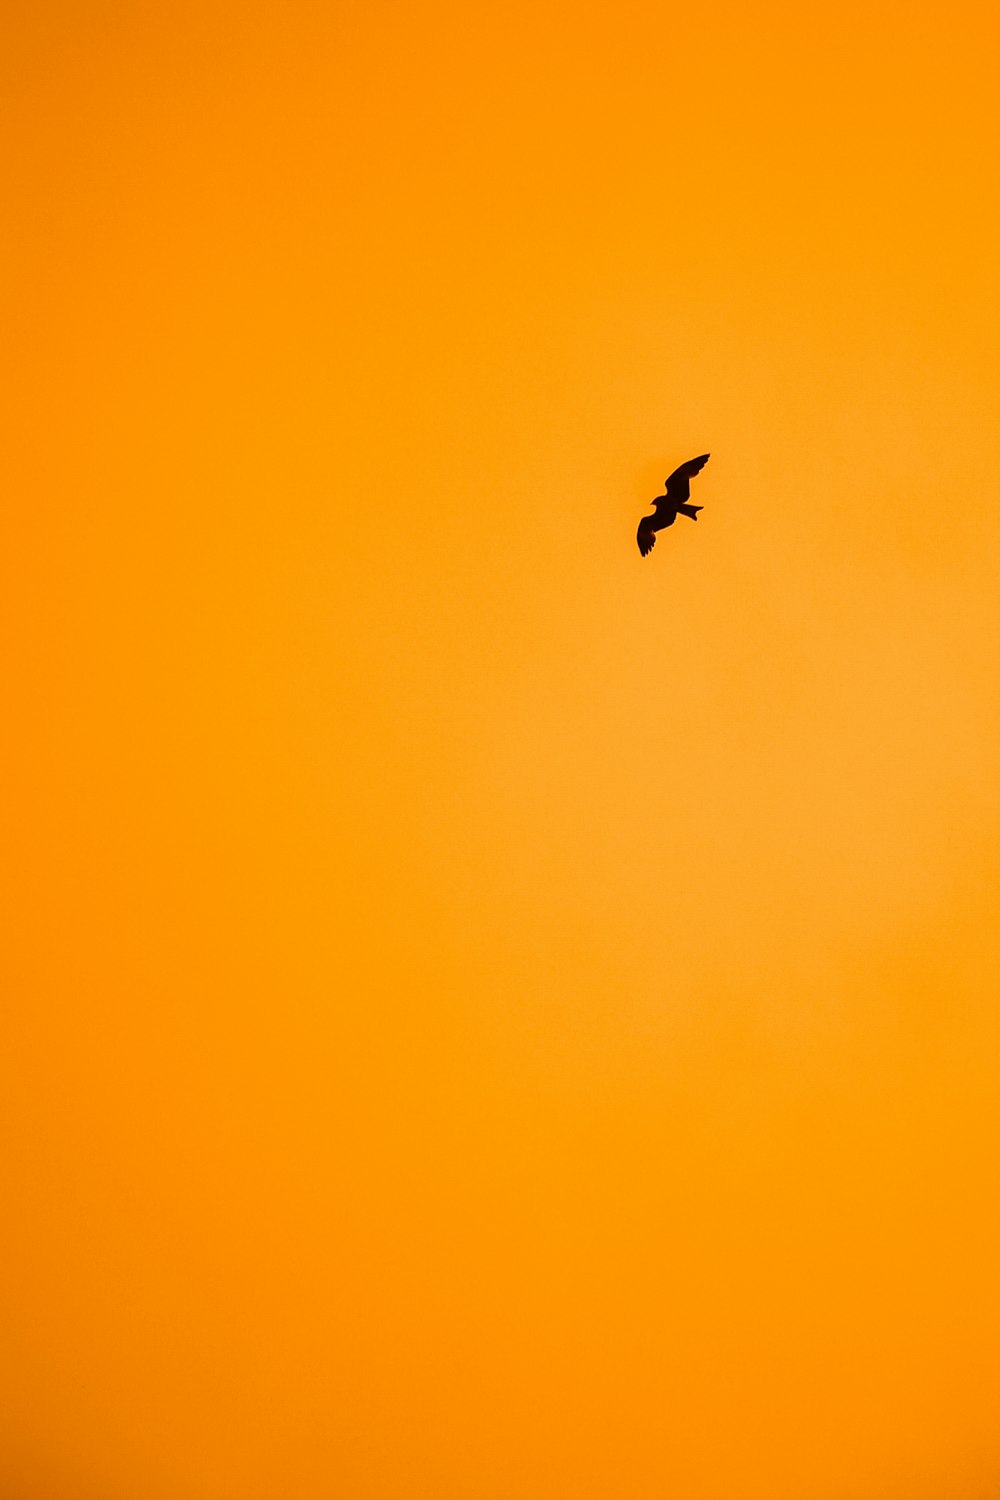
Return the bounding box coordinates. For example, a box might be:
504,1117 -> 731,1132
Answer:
4,1 -> 999,1496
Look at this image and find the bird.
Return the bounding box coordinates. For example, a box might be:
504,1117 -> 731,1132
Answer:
636,453 -> 710,557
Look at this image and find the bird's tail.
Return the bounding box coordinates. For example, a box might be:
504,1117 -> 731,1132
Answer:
676,503 -> 702,521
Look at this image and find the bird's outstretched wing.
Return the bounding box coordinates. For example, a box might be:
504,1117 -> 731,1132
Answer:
663,452 -> 710,505
636,516 -> 656,557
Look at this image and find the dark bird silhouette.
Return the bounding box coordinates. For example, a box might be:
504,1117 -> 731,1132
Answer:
636,453 -> 710,556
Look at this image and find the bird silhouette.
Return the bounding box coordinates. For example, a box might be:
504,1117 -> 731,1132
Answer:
636,453 -> 710,556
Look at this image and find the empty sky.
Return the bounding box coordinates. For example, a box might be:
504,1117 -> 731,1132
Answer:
4,1 -> 999,1496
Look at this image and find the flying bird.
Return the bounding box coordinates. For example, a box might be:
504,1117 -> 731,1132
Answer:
636,453 -> 710,557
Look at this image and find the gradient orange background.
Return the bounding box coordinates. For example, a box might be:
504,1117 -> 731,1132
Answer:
4,2 -> 999,1496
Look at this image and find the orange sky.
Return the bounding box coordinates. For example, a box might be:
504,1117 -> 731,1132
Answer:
4,1 -> 999,1496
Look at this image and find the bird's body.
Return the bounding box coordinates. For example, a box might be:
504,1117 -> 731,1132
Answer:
637,453 -> 710,556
